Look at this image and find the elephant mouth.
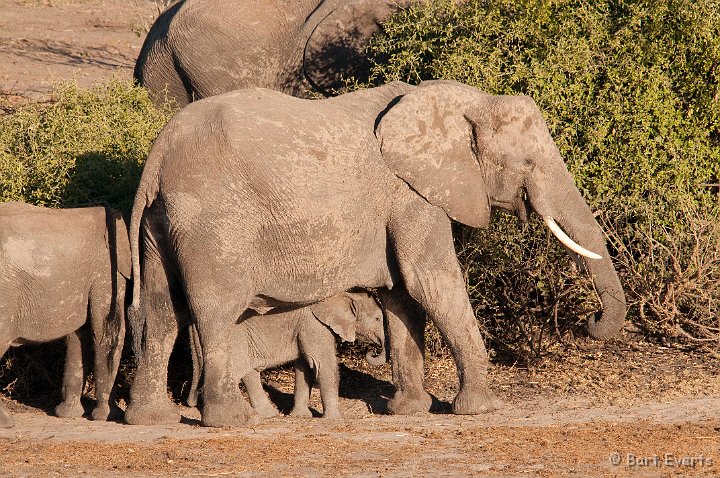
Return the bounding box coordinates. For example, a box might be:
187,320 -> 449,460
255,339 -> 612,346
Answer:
543,216 -> 603,260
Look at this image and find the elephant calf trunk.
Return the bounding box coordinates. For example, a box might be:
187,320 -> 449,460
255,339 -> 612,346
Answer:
365,346 -> 387,366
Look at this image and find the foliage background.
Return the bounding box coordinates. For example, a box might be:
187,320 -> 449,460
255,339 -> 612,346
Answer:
0,0 -> 719,385
0,81 -> 173,404
360,0 -> 720,361
0,80 -> 172,215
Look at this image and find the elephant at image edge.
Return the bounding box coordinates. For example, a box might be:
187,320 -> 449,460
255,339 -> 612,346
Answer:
187,291 -> 386,419
0,202 -> 130,428
124,80 -> 626,428
135,0 -> 439,106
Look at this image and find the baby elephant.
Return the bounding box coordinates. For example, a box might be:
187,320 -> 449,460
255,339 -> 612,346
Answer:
188,291 -> 385,419
0,202 -> 130,428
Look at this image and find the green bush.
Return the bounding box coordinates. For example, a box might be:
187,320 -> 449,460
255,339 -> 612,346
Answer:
364,0 -> 720,361
0,80 -> 173,215
0,80 -> 173,404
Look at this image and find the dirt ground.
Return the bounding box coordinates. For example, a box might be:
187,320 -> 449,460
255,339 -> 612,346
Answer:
2,1 -> 720,476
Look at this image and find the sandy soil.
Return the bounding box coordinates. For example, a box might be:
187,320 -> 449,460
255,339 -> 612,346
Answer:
1,1 -> 720,476
0,0 -> 160,100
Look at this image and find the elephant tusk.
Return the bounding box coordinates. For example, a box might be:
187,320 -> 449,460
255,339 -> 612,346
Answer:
543,216 -> 603,260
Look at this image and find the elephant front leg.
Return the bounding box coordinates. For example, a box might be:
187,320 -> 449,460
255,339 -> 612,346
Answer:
379,288 -> 432,415
55,330 -> 86,419
420,272 -> 502,415
389,203 -> 501,415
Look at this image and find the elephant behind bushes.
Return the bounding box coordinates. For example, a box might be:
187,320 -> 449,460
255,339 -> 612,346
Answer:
134,0 -> 438,106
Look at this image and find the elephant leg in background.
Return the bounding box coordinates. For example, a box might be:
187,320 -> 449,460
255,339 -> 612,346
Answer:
54,328 -> 87,419
390,202 -> 501,415
289,360 -> 314,417
242,372 -> 278,418
124,246 -> 182,425
379,287 -> 432,415
88,282 -> 125,421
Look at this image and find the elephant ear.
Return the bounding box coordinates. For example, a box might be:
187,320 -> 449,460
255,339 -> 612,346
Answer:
304,0 -> 405,95
106,210 -> 131,280
376,81 -> 491,228
310,294 -> 357,342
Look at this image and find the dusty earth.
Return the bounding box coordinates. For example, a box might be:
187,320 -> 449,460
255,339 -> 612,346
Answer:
2,0 -> 720,476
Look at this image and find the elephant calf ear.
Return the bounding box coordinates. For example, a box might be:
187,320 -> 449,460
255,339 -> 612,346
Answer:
311,295 -> 357,342
375,83 -> 491,228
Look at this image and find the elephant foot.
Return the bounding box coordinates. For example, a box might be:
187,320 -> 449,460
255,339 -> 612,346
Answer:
289,406 -> 312,418
321,409 -> 342,420
91,405 -> 110,421
91,402 -> 123,422
254,403 -> 278,419
55,400 -> 85,419
201,399 -> 258,427
124,400 -> 180,425
452,384 -> 502,415
388,389 -> 432,415
0,406 -> 14,428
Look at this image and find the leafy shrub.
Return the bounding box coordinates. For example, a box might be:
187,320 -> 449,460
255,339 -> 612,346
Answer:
364,0 -> 720,361
0,80 -> 173,215
0,80 -> 173,404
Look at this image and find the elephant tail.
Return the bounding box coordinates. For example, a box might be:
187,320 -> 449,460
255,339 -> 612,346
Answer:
128,133 -> 165,355
128,189 -> 147,356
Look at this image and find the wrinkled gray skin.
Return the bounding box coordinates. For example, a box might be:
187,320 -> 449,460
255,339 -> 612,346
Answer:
135,0 -> 432,106
125,80 -> 626,427
0,202 -> 130,428
187,291 -> 385,419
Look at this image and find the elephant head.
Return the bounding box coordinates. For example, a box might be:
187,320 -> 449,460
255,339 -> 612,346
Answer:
375,80 -> 626,339
310,291 -> 387,364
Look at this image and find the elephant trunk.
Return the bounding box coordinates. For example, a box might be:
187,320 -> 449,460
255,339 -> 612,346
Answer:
529,161 -> 627,340
365,342 -> 388,366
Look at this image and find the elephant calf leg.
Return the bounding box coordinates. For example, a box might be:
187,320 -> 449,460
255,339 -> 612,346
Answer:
55,331 -> 86,419
289,361 -> 313,418
242,372 -> 278,419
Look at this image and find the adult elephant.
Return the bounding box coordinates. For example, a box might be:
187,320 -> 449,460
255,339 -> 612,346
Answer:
135,0 -> 430,106
125,80 -> 626,427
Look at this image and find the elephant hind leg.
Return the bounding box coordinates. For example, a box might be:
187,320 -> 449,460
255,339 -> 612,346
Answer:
190,295 -> 258,427
242,371 -> 278,419
55,329 -> 87,419
87,280 -> 125,421
125,246 -> 183,426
